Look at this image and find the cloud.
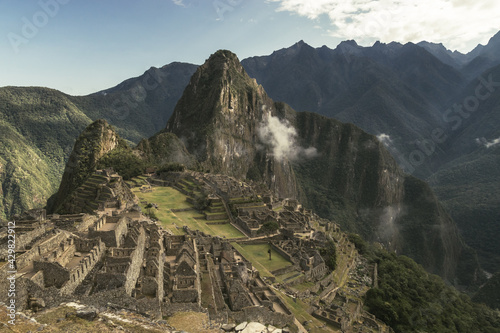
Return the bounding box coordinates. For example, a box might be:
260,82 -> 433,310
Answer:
172,0 -> 186,7
258,114 -> 318,161
267,0 -> 500,51
377,204 -> 403,243
476,137 -> 500,148
377,133 -> 392,146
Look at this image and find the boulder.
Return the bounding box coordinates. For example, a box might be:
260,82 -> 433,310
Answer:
75,306 -> 99,321
241,322 -> 267,333
222,323 -> 237,331
235,321 -> 248,331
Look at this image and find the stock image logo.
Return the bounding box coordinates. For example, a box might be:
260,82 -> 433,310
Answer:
7,0 -> 71,54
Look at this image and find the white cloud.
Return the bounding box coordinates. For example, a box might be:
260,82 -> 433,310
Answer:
258,114 -> 318,161
476,137 -> 500,148
267,0 -> 500,51
172,0 -> 186,7
377,133 -> 392,146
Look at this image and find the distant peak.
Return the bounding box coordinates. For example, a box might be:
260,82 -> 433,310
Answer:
291,40 -> 311,50
486,29 -> 500,47
339,40 -> 358,47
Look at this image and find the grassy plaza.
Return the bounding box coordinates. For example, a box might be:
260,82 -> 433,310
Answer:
132,186 -> 244,239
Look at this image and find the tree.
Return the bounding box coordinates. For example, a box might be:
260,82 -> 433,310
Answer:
259,221 -> 279,236
319,239 -> 337,270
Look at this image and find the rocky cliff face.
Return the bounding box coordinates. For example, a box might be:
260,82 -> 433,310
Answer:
289,108 -> 475,283
163,50 -> 478,285
136,131 -> 197,169
166,50 -> 298,198
48,119 -> 123,213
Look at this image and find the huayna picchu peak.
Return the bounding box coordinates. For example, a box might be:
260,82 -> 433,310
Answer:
1,37 -> 500,333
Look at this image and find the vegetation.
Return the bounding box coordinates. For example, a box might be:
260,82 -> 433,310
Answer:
132,186 -> 244,238
0,87 -> 93,219
318,239 -> 337,270
473,272 -> 500,310
258,221 -> 279,236
97,147 -> 146,180
348,233 -> 368,255
363,245 -> 500,333
233,243 -> 293,273
157,162 -> 186,173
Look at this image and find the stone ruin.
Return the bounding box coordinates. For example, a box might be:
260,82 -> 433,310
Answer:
57,169 -> 137,215
160,171 -> 317,238
0,168 -> 394,332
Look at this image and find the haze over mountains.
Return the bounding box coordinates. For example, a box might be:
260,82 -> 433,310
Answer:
1,30 -> 500,298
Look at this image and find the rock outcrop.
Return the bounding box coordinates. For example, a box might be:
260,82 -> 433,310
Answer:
48,119 -> 124,213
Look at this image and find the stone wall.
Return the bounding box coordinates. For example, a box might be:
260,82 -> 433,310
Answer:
205,212 -> 228,220
97,224 -> 145,296
270,242 -> 295,263
172,288 -> 198,303
230,306 -> 294,328
88,216 -> 128,247
14,231 -> 68,271
51,214 -> 97,232
61,237 -> 106,295
270,265 -> 297,277
33,261 -> 69,288
12,224 -> 48,251
30,270 -> 45,288
161,302 -> 206,317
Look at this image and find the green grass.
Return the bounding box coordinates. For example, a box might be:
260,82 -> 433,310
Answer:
274,289 -> 338,333
230,243 -> 292,276
276,270 -> 304,284
292,281 -> 315,291
133,186 -> 192,210
133,186 -> 244,239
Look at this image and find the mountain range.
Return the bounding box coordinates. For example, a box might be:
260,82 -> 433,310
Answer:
1,31 -> 500,295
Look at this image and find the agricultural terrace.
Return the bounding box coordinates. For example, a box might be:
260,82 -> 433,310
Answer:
132,186 -> 244,239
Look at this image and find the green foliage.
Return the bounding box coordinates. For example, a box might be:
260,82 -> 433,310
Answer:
348,233 -> 368,255
193,194 -> 209,211
429,149 -> 500,273
146,209 -> 158,220
365,249 -> 500,333
97,147 -> 146,180
259,221 -> 280,235
319,239 -> 337,270
473,272 -> 500,310
0,87 -> 93,219
158,162 -> 186,173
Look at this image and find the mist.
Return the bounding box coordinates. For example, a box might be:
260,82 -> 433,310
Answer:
257,114 -> 318,162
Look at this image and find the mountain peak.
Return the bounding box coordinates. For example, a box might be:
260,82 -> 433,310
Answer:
339,39 -> 358,47
48,119 -> 123,213
165,50 -> 298,198
207,49 -> 240,64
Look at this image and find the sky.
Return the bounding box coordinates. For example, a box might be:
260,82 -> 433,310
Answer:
0,0 -> 498,96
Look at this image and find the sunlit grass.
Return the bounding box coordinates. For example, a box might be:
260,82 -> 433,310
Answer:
133,186 -> 244,239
